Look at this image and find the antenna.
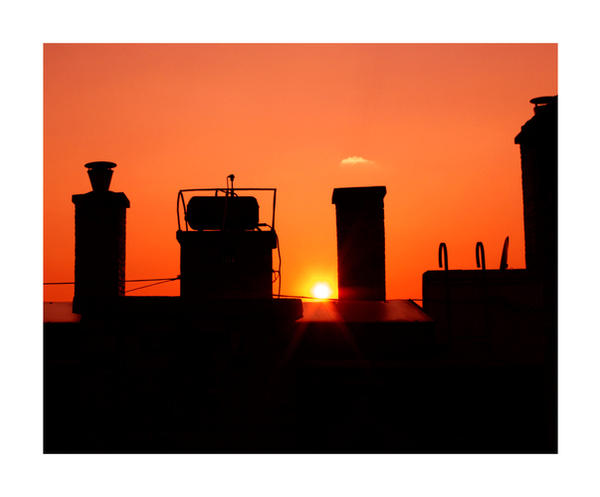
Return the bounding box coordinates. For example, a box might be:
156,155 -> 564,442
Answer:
227,174 -> 235,196
499,236 -> 509,270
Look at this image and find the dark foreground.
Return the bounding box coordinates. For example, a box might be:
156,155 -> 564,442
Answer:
44,299 -> 556,453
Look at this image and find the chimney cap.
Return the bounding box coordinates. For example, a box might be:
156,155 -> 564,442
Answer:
85,161 -> 117,169
332,186 -> 386,205
530,95 -> 557,106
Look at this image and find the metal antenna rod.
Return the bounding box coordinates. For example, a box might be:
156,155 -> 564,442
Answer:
499,236 -> 509,270
227,174 -> 235,196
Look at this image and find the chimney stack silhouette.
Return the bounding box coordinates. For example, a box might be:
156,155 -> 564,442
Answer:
72,161 -> 129,313
515,96 -> 557,274
332,186 -> 387,301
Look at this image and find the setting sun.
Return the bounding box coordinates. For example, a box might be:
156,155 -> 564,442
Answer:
43,44 -> 556,302
311,282 -> 332,300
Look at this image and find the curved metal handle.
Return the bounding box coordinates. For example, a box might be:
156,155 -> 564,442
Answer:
176,190 -> 188,231
476,241 -> 486,270
438,242 -> 448,271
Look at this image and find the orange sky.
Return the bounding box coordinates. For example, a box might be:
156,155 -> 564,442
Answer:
44,43 -> 557,302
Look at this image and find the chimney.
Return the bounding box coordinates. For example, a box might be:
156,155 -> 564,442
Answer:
72,161 -> 130,313
332,186 -> 387,301
514,96 -> 557,274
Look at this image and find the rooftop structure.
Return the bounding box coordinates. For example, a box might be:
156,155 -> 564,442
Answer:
44,97 -> 557,453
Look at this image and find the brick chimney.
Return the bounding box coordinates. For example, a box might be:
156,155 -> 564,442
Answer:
72,161 -> 130,313
332,186 -> 387,301
515,96 -> 557,274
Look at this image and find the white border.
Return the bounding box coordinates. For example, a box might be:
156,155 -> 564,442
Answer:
2,1 -> 599,496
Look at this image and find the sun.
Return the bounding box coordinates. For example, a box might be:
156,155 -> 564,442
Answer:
311,282 -> 332,300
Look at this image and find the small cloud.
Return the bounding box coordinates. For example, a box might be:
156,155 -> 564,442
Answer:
340,156 -> 375,167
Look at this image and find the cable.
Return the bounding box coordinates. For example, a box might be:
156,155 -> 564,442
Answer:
261,223 -> 282,298
275,232 -> 282,298
124,277 -> 179,294
44,277 -> 180,286
45,277 -> 430,302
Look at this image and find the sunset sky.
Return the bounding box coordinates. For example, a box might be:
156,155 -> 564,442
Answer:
43,43 -> 557,302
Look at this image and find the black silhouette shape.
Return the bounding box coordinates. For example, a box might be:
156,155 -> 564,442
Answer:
72,161 -> 129,314
499,236 -> 509,270
515,96 -> 557,275
438,242 -> 448,270
332,186 -> 387,301
45,96 -> 557,454
421,97 -> 557,453
85,161 -> 116,192
175,179 -> 278,301
475,241 -> 486,270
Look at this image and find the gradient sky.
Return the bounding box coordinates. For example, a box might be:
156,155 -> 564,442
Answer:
44,43 -> 557,301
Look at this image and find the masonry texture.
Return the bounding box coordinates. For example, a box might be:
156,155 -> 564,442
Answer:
515,96 -> 557,274
332,186 -> 387,301
72,191 -> 130,313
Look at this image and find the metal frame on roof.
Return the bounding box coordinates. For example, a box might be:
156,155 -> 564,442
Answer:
176,187 -> 277,232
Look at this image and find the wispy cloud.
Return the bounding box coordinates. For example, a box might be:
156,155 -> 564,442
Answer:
340,156 -> 375,167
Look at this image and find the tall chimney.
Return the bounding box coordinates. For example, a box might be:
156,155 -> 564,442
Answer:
72,161 -> 130,313
514,96 -> 557,274
332,186 -> 387,301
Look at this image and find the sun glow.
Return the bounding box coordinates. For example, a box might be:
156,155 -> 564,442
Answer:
311,282 -> 332,300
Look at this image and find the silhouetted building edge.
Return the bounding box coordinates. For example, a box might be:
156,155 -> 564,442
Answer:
332,186 -> 387,301
72,162 -> 129,313
514,95 -> 557,276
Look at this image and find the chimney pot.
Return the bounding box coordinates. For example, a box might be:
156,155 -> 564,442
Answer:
73,161 -> 129,313
85,161 -> 116,192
